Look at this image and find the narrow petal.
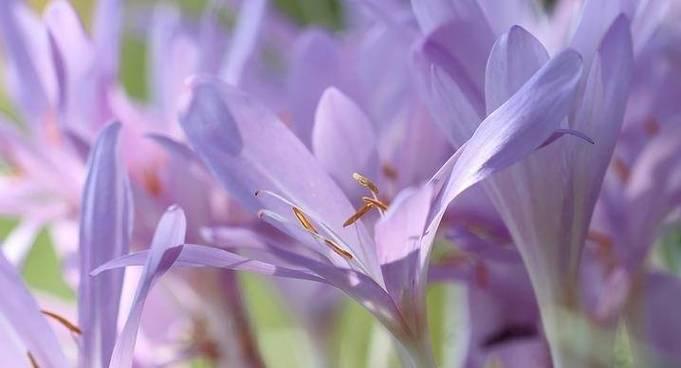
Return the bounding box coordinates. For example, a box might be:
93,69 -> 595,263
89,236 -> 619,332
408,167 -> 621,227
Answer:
179,77 -> 382,281
43,0 -> 93,100
0,253 -> 68,367
0,0 -> 54,121
108,206 -> 186,368
147,6 -> 200,119
93,244 -> 322,283
221,0 -> 268,86
312,87 -> 378,198
92,0 -> 121,81
79,122 -> 133,368
564,16 -> 633,271
96,242 -> 407,338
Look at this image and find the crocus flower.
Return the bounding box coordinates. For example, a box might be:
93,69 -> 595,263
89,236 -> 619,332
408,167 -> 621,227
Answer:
98,45 -> 583,367
0,121 -> 184,368
413,1 -> 638,366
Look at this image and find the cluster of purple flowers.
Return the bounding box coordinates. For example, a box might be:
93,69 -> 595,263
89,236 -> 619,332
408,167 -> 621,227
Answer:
0,0 -> 679,367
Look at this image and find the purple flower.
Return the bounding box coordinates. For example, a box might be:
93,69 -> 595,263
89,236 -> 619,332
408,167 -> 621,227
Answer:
98,45 -> 582,366
412,1 -> 639,366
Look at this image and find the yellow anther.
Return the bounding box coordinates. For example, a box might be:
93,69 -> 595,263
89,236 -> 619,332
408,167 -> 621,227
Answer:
324,239 -> 354,260
292,207 -> 318,234
41,310 -> 82,335
343,204 -> 373,227
362,197 -> 388,212
352,172 -> 380,196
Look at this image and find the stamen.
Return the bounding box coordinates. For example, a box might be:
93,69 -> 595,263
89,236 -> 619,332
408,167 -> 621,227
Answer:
342,197 -> 390,227
343,204 -> 373,227
41,309 -> 82,335
362,197 -> 388,212
352,172 -> 380,196
27,352 -> 39,368
292,207 -> 318,234
323,239 -> 354,260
